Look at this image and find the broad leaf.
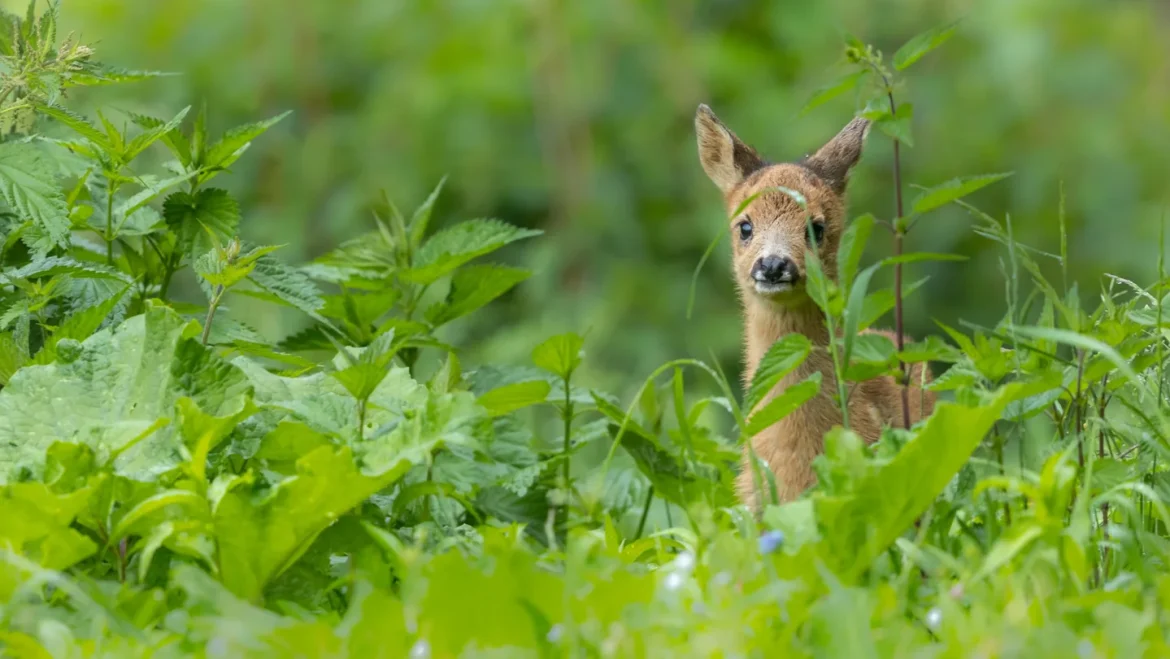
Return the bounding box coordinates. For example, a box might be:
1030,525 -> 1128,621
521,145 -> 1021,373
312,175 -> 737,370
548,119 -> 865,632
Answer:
0,305 -> 252,483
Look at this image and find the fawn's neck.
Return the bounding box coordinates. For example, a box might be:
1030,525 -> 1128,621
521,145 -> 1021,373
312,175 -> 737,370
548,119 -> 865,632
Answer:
741,296 -> 831,387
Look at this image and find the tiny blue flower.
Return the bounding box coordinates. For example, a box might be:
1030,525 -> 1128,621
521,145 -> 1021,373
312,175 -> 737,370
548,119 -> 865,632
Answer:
925,607 -> 942,630
546,624 -> 564,643
758,530 -> 785,554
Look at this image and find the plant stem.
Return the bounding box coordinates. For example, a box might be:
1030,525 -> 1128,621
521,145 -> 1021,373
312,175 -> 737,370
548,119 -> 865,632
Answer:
634,486 -> 654,540
200,284 -> 225,346
887,91 -> 911,430
105,181 -> 115,266
561,377 -> 574,529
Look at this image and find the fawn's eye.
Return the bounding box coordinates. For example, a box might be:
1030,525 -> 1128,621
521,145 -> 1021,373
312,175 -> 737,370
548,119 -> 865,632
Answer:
737,218 -> 753,241
807,220 -> 825,245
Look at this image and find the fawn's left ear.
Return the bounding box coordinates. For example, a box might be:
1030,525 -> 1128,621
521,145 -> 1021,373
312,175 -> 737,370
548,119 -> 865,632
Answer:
802,117 -> 871,194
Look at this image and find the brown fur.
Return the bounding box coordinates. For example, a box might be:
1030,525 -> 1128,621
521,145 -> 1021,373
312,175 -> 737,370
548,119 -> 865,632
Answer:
694,104 -> 936,508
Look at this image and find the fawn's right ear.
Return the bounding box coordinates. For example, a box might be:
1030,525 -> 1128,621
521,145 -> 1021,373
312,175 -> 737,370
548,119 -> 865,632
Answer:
695,104 -> 765,196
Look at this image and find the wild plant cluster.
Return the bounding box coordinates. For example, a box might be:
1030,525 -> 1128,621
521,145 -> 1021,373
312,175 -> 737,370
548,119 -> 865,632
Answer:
0,5 -> 1167,657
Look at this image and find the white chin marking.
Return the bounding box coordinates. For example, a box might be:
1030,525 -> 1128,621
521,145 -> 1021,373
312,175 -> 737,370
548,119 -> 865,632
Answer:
753,281 -> 794,295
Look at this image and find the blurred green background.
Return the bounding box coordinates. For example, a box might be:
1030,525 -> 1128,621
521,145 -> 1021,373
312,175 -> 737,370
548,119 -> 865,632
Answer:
38,0 -> 1170,396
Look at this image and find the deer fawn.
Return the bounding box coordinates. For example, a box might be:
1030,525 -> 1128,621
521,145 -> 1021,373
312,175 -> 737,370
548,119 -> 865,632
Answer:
694,104 -> 936,508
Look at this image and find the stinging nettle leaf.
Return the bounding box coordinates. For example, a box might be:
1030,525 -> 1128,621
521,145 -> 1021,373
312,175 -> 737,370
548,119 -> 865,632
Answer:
532,333 -> 584,380
745,373 -> 822,436
163,188 -> 240,264
425,264 -> 531,327
893,19 -> 961,71
744,334 -> 812,413
0,141 -> 70,251
910,173 -> 1012,217
405,219 -> 542,285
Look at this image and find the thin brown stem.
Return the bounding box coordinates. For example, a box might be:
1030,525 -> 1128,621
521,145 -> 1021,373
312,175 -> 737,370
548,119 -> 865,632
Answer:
886,88 -> 911,430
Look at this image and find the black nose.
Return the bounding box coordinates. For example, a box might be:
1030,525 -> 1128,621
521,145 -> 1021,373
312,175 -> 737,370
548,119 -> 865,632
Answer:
752,255 -> 798,284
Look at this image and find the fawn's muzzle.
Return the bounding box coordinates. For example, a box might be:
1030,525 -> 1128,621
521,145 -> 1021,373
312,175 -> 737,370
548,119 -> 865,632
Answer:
752,255 -> 799,285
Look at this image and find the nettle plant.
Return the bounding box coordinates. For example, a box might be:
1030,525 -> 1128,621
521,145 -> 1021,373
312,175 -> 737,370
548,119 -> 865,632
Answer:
2,5 -> 1170,656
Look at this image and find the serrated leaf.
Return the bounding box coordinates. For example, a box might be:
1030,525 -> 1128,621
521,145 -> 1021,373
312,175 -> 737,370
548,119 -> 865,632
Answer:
425,264 -> 530,327
124,105 -> 189,163
0,331 -> 29,385
32,283 -> 129,365
910,173 -> 1012,216
0,141 -> 69,250
532,333 -> 584,380
404,219 -> 541,284
745,373 -> 821,436
246,253 -> 326,319
201,111 -> 291,179
744,334 -> 812,413
163,188 -> 240,263
34,104 -> 111,150
130,111 -> 193,167
478,380 -> 552,417
893,20 -> 960,71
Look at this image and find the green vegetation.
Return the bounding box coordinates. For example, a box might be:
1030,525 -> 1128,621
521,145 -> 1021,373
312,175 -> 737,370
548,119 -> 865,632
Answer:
2,2 -> 1169,657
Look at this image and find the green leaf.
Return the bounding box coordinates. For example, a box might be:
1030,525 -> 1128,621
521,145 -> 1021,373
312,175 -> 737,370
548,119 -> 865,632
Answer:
874,102 -> 914,147
0,304 -> 252,483
123,106 -> 189,163
0,141 -> 69,250
910,173 -> 1012,216
877,252 -> 968,267
893,19 -> 961,71
801,69 -> 868,115
837,213 -> 875,293
0,482 -> 97,597
744,334 -> 812,413
130,111 -> 193,167
0,332 -> 28,385
163,188 -> 240,263
245,253 -> 326,319
478,380 -> 552,417
815,380 -> 1041,580
408,176 -> 447,248
31,283 -> 129,365
212,440 -> 433,602
425,264 -> 531,327
404,219 -> 542,285
745,373 -> 821,436
35,104 -> 111,150
532,332 -> 584,380
200,110 -> 291,180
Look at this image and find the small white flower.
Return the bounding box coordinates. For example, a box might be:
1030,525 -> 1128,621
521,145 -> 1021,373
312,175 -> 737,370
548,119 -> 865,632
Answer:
664,572 -> 685,591
672,551 -> 696,573
409,639 -> 431,659
1077,640 -> 1095,659
925,607 -> 942,630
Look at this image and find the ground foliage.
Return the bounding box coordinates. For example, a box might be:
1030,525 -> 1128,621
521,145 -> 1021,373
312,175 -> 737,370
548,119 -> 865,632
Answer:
2,4 -> 1170,658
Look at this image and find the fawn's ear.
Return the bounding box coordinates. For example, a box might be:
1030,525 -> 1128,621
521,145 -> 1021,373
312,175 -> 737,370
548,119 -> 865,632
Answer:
802,117 -> 871,194
695,104 -> 765,195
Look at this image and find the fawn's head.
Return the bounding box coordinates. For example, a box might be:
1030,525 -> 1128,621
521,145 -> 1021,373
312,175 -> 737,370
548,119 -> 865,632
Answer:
694,104 -> 870,305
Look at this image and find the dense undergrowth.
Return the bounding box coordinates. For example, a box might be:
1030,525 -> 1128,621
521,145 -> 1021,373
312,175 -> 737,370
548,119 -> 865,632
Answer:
1,4 -> 1169,657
